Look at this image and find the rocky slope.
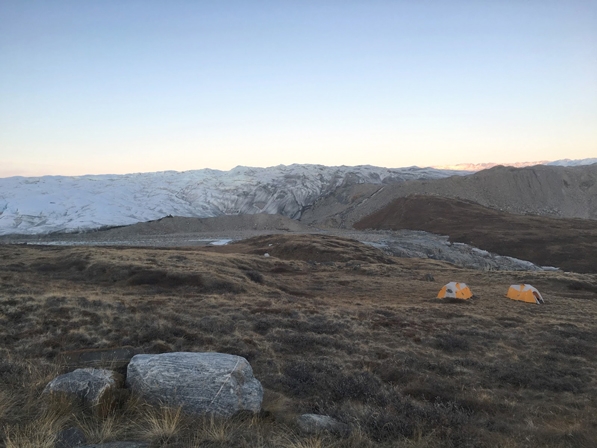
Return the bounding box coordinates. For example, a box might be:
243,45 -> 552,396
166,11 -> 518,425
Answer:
354,195 -> 597,273
301,163 -> 597,228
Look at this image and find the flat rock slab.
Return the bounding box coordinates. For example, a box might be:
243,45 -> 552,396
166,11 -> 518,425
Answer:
57,346 -> 138,371
297,414 -> 350,436
44,368 -> 123,415
126,352 -> 263,417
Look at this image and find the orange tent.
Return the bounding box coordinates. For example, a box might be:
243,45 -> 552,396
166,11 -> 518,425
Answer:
506,284 -> 544,304
437,282 -> 473,300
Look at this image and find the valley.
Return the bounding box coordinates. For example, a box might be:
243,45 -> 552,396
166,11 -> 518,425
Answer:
1,162 -> 597,447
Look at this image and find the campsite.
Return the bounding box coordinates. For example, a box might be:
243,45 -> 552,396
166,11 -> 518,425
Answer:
2,1 -> 596,445
1,234 -> 596,447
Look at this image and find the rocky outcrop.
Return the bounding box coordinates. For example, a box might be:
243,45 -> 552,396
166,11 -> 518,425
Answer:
43,368 -> 124,416
361,231 -> 545,271
297,414 -> 349,436
126,352 -> 263,417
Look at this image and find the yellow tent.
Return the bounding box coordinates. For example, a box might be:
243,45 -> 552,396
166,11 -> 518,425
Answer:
437,282 -> 473,300
506,284 -> 544,304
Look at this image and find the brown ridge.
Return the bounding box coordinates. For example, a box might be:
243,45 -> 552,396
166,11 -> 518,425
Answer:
354,195 -> 597,273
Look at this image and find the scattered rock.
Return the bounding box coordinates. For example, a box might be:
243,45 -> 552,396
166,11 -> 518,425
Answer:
43,368 -> 124,416
55,426 -> 86,448
297,413 -> 350,436
264,253 -> 270,257
422,273 -> 435,281
126,352 -> 263,417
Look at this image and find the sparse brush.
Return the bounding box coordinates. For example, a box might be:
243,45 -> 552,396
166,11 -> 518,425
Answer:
195,414 -> 233,443
3,409 -> 67,448
281,434 -> 328,448
136,404 -> 185,443
0,390 -> 17,421
21,360 -> 63,393
2,243 -> 597,447
43,385 -> 86,416
3,425 -> 56,448
76,413 -> 125,444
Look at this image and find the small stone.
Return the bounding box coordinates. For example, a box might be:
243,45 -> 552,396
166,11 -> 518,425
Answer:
297,414 -> 350,436
422,273 -> 435,282
55,426 -> 86,448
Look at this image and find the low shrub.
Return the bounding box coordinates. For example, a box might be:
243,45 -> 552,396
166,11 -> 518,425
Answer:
433,335 -> 470,352
245,270 -> 264,284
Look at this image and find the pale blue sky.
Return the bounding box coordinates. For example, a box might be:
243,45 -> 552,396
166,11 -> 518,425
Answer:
1,1 -> 595,176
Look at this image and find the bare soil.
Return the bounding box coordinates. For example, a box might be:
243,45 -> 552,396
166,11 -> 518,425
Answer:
1,235 -> 597,447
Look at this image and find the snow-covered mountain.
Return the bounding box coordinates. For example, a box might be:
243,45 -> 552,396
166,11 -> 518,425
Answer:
432,157 -> 597,172
547,158 -> 597,167
0,164 -> 466,235
432,161 -> 548,171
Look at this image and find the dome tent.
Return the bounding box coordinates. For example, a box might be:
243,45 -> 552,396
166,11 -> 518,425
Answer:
437,282 -> 473,300
506,284 -> 544,304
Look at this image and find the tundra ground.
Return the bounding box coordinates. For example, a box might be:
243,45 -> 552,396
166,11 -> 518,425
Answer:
1,234 -> 596,447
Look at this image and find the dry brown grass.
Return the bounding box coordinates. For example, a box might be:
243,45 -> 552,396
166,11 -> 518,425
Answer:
1,236 -> 597,447
136,405 -> 185,443
75,413 -> 124,444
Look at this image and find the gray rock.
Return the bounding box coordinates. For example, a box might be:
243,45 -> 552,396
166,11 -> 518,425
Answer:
55,426 -> 86,448
44,368 -> 123,416
297,413 -> 350,436
80,443 -> 149,448
57,346 -> 138,372
366,230 -> 546,271
126,352 -> 263,417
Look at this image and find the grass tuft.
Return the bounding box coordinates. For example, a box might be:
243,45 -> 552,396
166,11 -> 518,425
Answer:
137,404 -> 185,443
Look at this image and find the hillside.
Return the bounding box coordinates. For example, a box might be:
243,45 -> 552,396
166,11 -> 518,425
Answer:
354,195 -> 597,273
1,237 -> 596,446
301,163 -> 597,228
0,164 -> 465,235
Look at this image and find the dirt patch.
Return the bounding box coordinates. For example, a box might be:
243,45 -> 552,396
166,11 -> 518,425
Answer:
207,233 -> 396,264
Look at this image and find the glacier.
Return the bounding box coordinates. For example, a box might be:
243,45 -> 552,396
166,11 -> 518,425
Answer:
0,164 -> 466,235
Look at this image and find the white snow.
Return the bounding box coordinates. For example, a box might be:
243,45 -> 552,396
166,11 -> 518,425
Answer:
546,158 -> 597,167
0,164 -> 466,235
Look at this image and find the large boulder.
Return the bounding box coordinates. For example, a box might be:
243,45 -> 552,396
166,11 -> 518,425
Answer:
126,352 -> 263,417
43,368 -> 124,416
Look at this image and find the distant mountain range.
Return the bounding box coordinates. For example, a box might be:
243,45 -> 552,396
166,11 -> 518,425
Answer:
432,157 -> 597,171
301,163 -> 597,228
1,158 -> 595,235
0,164 -> 464,235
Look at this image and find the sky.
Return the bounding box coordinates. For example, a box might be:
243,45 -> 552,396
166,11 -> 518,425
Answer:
0,1 -> 596,177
